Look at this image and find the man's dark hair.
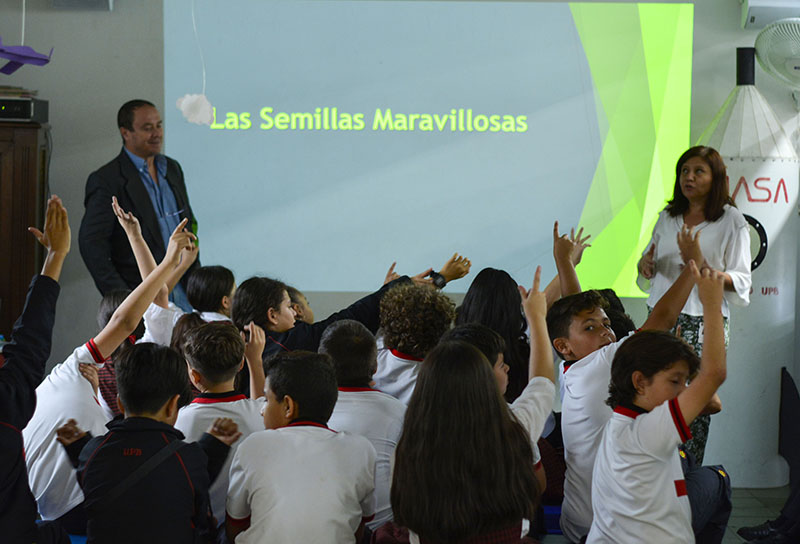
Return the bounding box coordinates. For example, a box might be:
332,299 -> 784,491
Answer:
546,290 -> 609,343
380,284 -> 455,359
232,276 -> 288,331
186,265 -> 235,313
116,343 -> 190,414
184,322 -> 245,384
266,351 -> 337,423
319,320 -> 377,386
440,323 -> 506,365
607,330 -> 700,408
117,99 -> 156,130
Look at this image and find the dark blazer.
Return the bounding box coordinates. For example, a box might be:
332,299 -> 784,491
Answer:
79,148 -> 199,295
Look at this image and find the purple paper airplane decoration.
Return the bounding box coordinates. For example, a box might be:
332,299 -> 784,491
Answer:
0,35 -> 52,75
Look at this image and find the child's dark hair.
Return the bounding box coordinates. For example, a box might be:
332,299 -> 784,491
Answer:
318,320 -> 377,387
116,343 -> 191,414
392,341 -> 538,541
380,284 -> 455,359
186,265 -> 235,313
546,290 -> 609,343
286,286 -> 304,306
597,289 -> 636,339
232,276 -> 288,331
456,268 -> 528,400
440,323 -> 506,365
97,289 -> 145,340
607,330 -> 700,408
170,312 -> 206,361
265,351 -> 338,423
184,322 -> 245,384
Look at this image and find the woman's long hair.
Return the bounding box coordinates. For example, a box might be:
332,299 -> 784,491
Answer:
456,268 -> 528,402
665,146 -> 734,221
391,341 -> 539,543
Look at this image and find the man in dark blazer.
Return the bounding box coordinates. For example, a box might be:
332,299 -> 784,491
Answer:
79,100 -> 199,302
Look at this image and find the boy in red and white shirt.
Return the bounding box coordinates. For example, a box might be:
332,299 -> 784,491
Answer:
226,351 -> 376,543
320,319 -> 406,531
174,320 -> 267,526
588,264 -> 727,543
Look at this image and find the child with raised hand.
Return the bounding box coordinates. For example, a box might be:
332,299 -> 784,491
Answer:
226,351 -> 377,543
174,320 -> 268,527
55,343 -> 241,544
22,218 -> 195,534
587,264 -> 727,543
387,266 -> 554,543
2,196 -> 71,544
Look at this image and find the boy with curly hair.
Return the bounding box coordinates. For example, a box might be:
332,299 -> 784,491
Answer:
372,284 -> 456,404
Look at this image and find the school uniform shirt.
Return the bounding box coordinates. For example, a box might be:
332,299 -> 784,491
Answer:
140,301 -> 184,346
227,421 -> 377,543
509,376 -> 556,463
22,339 -> 110,520
199,311 -> 230,322
63,416 -> 228,544
174,391 -> 266,524
560,333 -> 634,543
328,387 -> 406,530
372,347 -> 422,405
0,275 -> 59,542
587,399 -> 694,544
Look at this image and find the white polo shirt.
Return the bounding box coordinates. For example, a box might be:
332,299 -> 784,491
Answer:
327,387 -> 406,530
140,302 -> 184,346
227,421 -> 376,543
509,376 -> 556,460
560,333 -> 633,543
174,392 -> 266,524
22,340 -> 110,520
587,399 -> 694,544
372,348 -> 422,405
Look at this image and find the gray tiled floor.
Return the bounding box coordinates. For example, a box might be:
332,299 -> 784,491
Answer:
539,486 -> 791,543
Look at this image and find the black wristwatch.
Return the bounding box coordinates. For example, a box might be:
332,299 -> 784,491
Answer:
429,271 -> 447,289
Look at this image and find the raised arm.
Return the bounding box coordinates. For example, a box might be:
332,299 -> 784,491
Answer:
545,225 -> 591,309
677,265 -> 727,424
519,266 -> 554,384
92,219 -> 196,359
243,322 -> 266,399
640,259 -> 697,331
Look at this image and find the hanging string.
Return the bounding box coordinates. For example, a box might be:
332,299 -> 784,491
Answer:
21,0 -> 26,45
191,0 -> 207,95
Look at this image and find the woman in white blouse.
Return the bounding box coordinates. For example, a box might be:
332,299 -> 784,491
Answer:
637,146 -> 751,463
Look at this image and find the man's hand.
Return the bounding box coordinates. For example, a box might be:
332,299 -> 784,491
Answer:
677,225 -> 704,267
383,262 -> 400,285
111,196 -> 143,240
164,219 -> 197,268
56,419 -> 87,447
438,253 -> 471,283
243,322 -> 266,364
30,195 -> 71,255
637,243 -> 656,279
208,417 -> 242,447
79,363 -> 99,396
518,265 -> 546,323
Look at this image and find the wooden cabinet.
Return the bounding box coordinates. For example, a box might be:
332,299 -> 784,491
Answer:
0,123 -> 48,336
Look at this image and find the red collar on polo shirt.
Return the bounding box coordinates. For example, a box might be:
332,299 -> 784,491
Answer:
389,348 -> 423,362
613,402 -> 649,419
191,391 -> 247,404
338,386 -> 381,393
286,419 -> 336,432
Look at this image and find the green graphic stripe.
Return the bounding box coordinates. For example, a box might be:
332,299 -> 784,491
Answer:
569,3 -> 693,297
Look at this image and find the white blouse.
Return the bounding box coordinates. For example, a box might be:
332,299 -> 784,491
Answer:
637,205 -> 751,317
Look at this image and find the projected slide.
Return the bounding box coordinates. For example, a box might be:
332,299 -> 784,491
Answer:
164,1 -> 692,295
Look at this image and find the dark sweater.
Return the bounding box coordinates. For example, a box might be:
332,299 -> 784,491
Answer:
0,275 -> 60,543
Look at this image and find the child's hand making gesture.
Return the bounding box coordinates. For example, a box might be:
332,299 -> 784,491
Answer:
243,321 -> 267,399
207,417 -> 242,447
518,266 -> 554,383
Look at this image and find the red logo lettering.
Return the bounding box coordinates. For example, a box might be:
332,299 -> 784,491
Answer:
732,176 -> 790,204
123,448 -> 142,456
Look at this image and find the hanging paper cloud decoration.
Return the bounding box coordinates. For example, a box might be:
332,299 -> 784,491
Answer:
0,35 -> 52,75
176,93 -> 213,125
